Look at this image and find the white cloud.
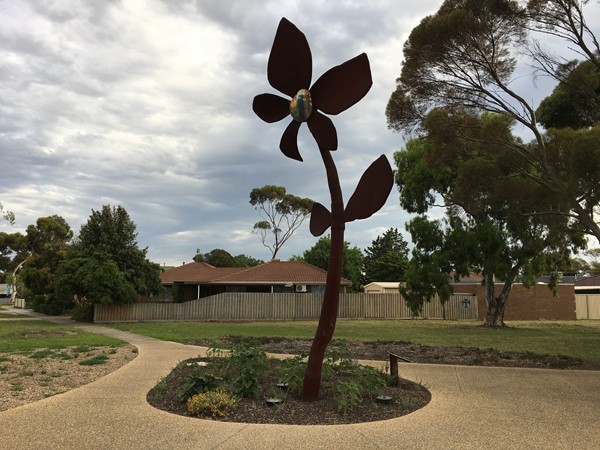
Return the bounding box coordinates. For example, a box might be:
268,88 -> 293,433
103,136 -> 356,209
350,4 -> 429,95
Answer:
1,0 -> 592,266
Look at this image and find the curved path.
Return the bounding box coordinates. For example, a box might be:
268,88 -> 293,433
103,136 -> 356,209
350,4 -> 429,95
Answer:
1,310 -> 599,449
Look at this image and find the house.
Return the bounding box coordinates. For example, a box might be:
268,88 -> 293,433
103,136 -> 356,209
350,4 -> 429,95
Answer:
363,282 -> 400,294
160,259 -> 352,302
575,274 -> 600,294
365,273 -> 578,320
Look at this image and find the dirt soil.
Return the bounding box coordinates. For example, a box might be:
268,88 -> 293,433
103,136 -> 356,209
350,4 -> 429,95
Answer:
0,344 -> 137,412
186,336 -> 600,371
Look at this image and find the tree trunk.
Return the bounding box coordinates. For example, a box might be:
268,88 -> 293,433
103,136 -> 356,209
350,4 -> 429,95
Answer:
301,148 -> 344,402
482,271 -> 514,327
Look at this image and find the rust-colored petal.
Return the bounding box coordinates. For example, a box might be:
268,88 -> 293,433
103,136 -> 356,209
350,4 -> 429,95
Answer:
310,53 -> 372,115
309,202 -> 331,237
280,120 -> 303,161
268,18 -> 312,97
344,155 -> 393,223
307,111 -> 337,150
253,94 -> 291,123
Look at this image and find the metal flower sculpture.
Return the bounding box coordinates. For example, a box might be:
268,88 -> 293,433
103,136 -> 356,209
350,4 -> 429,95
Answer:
253,18 -> 394,402
252,18 -> 372,162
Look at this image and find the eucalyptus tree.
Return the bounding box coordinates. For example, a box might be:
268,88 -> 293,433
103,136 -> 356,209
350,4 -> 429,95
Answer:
386,0 -> 600,242
249,185 -> 313,260
395,111 -> 585,326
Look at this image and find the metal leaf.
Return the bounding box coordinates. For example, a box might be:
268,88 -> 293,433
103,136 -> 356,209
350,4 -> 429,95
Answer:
344,155 -> 393,223
309,202 -> 331,236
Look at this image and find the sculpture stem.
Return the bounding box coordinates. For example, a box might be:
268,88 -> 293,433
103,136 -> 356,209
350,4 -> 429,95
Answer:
301,147 -> 345,402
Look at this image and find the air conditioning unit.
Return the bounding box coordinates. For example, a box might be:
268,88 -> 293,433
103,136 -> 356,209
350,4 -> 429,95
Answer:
295,284 -> 307,293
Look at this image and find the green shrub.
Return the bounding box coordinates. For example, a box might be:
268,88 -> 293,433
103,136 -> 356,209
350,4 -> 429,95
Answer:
278,353 -> 307,395
228,341 -> 267,399
186,390 -> 237,418
71,304 -> 95,322
171,283 -> 184,303
355,365 -> 387,399
179,369 -> 221,400
336,380 -> 362,414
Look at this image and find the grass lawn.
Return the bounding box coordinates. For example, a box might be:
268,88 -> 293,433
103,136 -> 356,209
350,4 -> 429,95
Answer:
109,319 -> 600,363
0,320 -> 127,352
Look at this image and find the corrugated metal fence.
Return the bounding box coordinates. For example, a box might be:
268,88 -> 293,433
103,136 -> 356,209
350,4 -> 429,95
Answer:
575,294 -> 600,319
94,292 -> 478,323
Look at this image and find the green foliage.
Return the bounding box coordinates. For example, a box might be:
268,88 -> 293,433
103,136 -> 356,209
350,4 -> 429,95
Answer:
55,254 -> 139,305
278,353 -> 307,395
79,355 -> 109,366
363,228 -> 409,284
227,341 -> 268,399
194,251 -> 263,267
393,111 -> 585,324
232,254 -> 264,267
186,390 -> 237,418
250,185 -> 314,260
202,249 -> 235,267
30,350 -> 54,360
536,60 -> 600,129
179,369 -> 221,401
278,340 -> 388,413
300,235 -> 364,291
17,216 -> 73,312
336,380 -> 362,414
171,283 -> 184,303
55,205 -> 162,306
0,201 -> 15,226
386,0 -> 600,246
70,304 -> 95,322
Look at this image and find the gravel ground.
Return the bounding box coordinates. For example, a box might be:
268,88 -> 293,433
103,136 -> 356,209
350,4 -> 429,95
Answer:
0,344 -> 137,411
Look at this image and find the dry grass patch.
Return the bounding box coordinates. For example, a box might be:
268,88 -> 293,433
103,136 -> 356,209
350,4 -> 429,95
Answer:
0,344 -> 137,411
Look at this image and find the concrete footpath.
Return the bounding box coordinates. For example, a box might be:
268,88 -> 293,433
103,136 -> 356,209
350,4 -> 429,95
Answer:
1,309 -> 599,449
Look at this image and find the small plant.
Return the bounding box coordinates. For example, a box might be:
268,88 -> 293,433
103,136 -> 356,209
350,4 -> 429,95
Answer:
79,355 -> 109,366
10,382 -> 24,392
278,353 -> 307,395
73,346 -> 93,354
357,365 -> 387,399
228,341 -> 268,399
336,380 -> 362,414
151,376 -> 167,401
0,356 -> 12,362
30,350 -> 55,360
179,369 -> 221,401
186,390 -> 237,418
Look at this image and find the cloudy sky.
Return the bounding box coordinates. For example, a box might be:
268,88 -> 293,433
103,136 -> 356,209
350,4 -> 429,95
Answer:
0,0 -> 591,266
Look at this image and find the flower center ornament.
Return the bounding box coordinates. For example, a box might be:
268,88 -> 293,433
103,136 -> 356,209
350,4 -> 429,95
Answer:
289,89 -> 313,122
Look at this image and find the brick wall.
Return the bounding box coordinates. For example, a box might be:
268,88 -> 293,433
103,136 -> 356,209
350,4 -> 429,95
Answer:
454,283 -> 576,320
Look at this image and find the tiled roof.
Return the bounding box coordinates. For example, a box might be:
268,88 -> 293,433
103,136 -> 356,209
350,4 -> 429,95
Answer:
160,260 -> 351,286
